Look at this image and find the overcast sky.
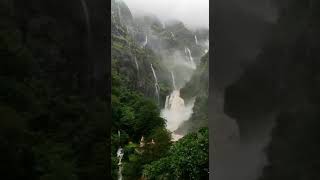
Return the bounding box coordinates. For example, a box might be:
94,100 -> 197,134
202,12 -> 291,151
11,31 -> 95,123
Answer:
123,0 -> 209,29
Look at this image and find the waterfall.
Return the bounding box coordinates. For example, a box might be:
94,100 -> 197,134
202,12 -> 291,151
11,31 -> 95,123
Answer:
171,32 -> 175,39
117,130 -> 124,180
117,1 -> 122,24
143,35 -> 148,47
171,71 -> 177,90
165,95 -> 170,109
195,35 -> 198,45
185,47 -> 196,69
134,57 -> 139,72
162,22 -> 166,29
151,64 -> 160,104
117,147 -> 124,180
161,90 -> 195,141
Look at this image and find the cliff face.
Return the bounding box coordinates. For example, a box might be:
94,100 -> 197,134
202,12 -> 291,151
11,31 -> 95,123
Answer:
111,0 -> 208,106
177,52 -> 209,134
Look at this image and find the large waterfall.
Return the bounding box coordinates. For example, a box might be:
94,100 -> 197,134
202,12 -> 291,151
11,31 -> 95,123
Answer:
161,71 -> 195,141
151,64 -> 160,104
161,90 -> 195,141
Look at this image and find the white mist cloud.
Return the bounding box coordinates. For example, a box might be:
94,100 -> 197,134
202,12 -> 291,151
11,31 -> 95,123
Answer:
123,0 -> 209,29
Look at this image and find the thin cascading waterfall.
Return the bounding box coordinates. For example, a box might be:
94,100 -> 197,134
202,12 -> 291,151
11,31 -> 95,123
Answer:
195,35 -> 198,45
117,147 -> 124,180
171,32 -> 175,39
185,47 -> 196,69
151,64 -> 160,105
134,57 -> 139,72
117,130 -> 124,180
185,47 -> 189,60
165,95 -> 170,109
117,1 -> 122,24
143,35 -> 148,47
171,71 -> 177,90
204,39 -> 209,54
162,22 -> 166,29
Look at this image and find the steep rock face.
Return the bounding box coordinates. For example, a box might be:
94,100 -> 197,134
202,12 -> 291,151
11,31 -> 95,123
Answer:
111,0 -> 208,107
177,52 -> 209,134
111,0 -> 172,106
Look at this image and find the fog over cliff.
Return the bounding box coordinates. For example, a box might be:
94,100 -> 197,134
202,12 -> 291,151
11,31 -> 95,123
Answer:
123,0 -> 209,29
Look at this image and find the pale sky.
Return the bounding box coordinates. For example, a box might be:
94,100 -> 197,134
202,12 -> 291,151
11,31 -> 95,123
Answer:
122,0 -> 209,29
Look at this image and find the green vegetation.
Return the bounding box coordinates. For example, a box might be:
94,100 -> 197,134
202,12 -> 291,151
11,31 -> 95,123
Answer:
111,1 -> 209,179
143,128 -> 209,180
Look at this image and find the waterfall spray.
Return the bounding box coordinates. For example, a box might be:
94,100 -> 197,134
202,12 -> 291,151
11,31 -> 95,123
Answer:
161,90 -> 195,141
151,64 -> 160,105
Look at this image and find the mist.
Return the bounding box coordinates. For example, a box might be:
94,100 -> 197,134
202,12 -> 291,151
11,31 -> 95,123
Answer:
210,0 -> 278,180
123,0 -> 209,29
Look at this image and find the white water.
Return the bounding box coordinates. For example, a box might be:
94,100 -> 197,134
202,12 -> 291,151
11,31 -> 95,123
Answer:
134,57 -> 139,72
161,70 -> 195,141
195,35 -> 198,45
171,71 -> 177,90
161,90 -> 195,141
117,130 -> 124,180
171,32 -> 175,39
143,35 -> 148,47
151,64 -> 160,104
185,47 -> 196,69
117,147 -> 124,180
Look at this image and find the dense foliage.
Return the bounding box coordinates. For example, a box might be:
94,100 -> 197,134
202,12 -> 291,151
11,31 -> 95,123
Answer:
143,128 -> 209,180
111,0 -> 209,179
